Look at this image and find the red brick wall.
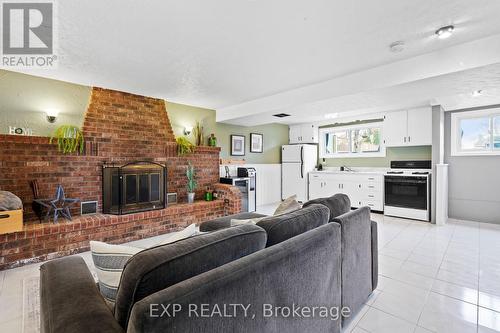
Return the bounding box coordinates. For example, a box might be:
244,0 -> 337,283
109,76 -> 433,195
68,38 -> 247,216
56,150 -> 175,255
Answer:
0,87 -> 221,222
0,200 -> 231,270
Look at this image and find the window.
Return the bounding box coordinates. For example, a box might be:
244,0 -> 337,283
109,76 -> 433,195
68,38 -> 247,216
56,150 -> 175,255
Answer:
351,127 -> 381,153
319,123 -> 384,158
451,108 -> 500,156
335,130 -> 350,153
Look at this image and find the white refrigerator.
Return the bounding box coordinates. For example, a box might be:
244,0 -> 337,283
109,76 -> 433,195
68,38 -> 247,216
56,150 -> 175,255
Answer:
281,144 -> 318,202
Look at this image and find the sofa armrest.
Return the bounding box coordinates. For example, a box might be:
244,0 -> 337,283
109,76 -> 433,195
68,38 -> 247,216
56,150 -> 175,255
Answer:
371,220 -> 378,291
331,207 -> 373,322
40,256 -> 124,333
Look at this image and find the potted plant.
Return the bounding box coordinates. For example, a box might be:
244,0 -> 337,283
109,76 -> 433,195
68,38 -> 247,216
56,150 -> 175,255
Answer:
176,136 -> 194,155
50,125 -> 85,154
186,162 -> 197,203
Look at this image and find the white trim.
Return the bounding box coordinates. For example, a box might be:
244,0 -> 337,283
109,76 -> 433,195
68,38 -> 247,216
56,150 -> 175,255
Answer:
384,205 -> 430,221
319,122 -> 386,158
451,107 -> 500,156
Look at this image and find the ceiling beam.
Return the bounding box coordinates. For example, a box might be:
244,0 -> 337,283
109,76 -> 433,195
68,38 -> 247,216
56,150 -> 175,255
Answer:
216,34 -> 500,123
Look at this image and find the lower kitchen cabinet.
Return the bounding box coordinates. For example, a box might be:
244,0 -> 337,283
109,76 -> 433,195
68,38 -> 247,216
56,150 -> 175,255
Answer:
308,172 -> 384,211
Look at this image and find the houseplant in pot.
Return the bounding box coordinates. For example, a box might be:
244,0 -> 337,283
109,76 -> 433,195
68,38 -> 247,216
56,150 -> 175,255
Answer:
50,125 -> 85,154
186,162 -> 197,203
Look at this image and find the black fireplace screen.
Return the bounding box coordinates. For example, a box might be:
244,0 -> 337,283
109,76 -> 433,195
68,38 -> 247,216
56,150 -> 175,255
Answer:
102,161 -> 166,215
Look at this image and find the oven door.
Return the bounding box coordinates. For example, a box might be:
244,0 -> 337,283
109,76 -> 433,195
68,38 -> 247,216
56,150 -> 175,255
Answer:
384,176 -> 428,210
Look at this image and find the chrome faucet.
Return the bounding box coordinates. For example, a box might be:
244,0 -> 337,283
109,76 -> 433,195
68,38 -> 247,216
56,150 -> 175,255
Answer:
341,165 -> 354,172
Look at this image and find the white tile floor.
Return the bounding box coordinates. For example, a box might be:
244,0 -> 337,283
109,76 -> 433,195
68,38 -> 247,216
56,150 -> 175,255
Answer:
1,207 -> 500,333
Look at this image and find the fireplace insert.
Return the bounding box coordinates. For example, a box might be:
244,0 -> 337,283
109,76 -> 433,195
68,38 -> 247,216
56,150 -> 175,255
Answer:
102,161 -> 166,215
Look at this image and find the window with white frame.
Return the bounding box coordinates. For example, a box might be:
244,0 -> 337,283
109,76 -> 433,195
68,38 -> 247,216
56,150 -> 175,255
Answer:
319,122 -> 384,158
451,108 -> 500,156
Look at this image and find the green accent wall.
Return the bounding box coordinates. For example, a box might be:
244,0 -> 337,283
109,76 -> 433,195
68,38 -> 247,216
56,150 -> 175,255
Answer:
0,70 -> 288,164
0,70 -> 90,137
166,102 -> 288,164
321,146 -> 432,167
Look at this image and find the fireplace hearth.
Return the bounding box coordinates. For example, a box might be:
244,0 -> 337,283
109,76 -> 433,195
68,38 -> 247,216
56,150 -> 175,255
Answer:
102,161 -> 166,215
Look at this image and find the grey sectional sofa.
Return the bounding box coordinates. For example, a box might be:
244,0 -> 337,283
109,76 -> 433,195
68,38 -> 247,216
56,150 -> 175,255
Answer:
200,193 -> 379,326
40,204 -> 346,333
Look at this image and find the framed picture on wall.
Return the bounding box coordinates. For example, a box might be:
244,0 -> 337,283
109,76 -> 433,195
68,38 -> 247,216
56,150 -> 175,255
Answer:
250,133 -> 263,153
230,135 -> 245,156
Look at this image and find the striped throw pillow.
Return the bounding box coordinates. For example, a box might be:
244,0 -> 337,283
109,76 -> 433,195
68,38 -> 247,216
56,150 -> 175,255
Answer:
90,241 -> 141,304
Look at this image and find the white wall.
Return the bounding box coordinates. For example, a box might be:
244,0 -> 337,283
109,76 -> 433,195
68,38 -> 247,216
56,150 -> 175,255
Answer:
220,164 -> 282,206
444,105 -> 500,224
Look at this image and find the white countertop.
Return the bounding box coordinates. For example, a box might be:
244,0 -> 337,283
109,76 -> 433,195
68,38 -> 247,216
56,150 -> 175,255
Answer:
310,167 -> 387,175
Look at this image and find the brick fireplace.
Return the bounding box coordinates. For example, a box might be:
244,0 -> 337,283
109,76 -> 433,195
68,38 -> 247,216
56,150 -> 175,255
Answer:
0,87 -> 241,269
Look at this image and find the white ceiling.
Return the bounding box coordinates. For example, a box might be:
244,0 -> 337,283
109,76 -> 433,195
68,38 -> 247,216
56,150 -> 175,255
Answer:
8,0 -> 500,125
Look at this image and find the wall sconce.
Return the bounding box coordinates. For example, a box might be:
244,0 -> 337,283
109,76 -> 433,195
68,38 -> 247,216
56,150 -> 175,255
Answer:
184,126 -> 193,136
46,109 -> 59,123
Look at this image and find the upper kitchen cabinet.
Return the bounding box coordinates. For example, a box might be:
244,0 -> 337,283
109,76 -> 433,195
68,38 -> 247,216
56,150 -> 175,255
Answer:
383,110 -> 407,146
289,124 -> 318,144
407,107 -> 432,146
383,107 -> 432,147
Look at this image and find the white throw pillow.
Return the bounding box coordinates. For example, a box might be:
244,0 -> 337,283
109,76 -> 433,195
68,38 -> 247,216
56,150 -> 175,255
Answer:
157,223 -> 198,245
230,217 -> 266,226
90,241 -> 142,304
274,195 -> 301,216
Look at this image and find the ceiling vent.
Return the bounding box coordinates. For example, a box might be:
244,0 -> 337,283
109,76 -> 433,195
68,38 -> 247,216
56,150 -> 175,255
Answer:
273,113 -> 291,118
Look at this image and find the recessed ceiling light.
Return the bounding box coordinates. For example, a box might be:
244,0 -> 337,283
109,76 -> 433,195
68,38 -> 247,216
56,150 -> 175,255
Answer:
273,113 -> 291,118
324,113 -> 339,119
389,41 -> 405,53
472,90 -> 483,97
435,25 -> 454,39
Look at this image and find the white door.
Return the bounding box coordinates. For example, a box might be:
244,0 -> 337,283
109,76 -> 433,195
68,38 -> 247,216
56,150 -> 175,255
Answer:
300,124 -> 318,143
407,107 -> 432,146
384,110 -> 408,147
281,145 -> 302,162
302,145 -> 318,172
282,162 -> 306,201
308,174 -> 323,200
289,126 -> 302,144
341,181 -> 360,207
323,178 -> 342,197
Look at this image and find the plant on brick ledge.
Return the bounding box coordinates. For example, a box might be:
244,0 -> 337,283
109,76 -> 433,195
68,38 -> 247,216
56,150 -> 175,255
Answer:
176,136 -> 194,155
192,121 -> 204,146
186,162 -> 197,203
50,125 -> 84,154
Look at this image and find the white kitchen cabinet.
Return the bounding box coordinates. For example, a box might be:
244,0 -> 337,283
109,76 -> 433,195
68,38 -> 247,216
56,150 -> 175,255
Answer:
384,107 -> 432,147
308,174 -> 325,199
289,124 -> 318,144
309,173 -> 340,200
308,172 -> 384,211
407,107 -> 432,146
383,110 -> 407,147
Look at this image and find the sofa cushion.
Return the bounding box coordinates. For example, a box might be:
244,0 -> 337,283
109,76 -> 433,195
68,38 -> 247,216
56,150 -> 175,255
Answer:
230,216 -> 266,226
156,223 -> 198,245
256,204 -> 329,247
273,194 -> 301,215
126,223 -> 342,333
114,224 -> 267,328
303,193 -> 351,221
199,212 -> 267,232
90,241 -> 142,304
